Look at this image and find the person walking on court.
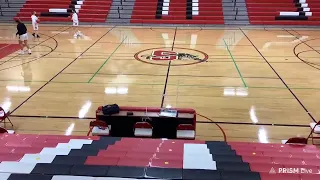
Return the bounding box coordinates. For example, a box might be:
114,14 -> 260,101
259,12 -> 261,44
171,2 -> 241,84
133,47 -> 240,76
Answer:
71,9 -> 83,38
15,19 -> 31,55
31,11 -> 40,38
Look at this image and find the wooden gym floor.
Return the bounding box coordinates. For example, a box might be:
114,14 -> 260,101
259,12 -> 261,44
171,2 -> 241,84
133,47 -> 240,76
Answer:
0,24 -> 319,143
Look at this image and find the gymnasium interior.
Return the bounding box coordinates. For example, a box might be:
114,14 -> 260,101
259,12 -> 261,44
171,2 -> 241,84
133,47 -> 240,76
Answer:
1,0 -> 320,179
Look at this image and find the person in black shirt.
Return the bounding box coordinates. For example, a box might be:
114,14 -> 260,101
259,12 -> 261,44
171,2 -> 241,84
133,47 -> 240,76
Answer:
15,19 -> 31,54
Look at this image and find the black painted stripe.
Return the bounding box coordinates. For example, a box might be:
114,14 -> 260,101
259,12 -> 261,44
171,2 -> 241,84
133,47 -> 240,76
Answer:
186,0 -> 193,19
295,3 -> 301,7
156,0 -> 163,19
276,15 -> 308,20
40,12 -> 70,17
9,114 -> 310,127
299,11 -> 306,16
160,27 -> 177,107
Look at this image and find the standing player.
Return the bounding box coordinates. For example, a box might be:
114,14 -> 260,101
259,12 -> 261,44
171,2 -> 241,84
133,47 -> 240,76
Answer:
71,9 -> 83,38
31,11 -> 40,38
15,19 -> 32,55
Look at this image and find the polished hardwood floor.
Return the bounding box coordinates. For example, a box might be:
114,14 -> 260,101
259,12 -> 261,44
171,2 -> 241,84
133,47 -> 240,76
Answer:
0,24 -> 319,143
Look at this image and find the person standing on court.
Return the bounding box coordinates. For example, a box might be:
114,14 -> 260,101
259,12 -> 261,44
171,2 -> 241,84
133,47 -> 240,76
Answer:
31,11 -> 40,38
71,9 -> 83,38
15,19 -> 31,55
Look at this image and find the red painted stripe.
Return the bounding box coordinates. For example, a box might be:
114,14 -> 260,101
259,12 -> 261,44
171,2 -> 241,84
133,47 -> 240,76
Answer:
0,44 -> 21,60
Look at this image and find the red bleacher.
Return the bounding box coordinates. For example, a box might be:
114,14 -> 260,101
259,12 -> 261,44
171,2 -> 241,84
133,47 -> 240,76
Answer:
16,0 -> 111,23
0,132 -> 319,179
230,141 -> 320,180
247,0 -> 320,25
131,0 -> 224,24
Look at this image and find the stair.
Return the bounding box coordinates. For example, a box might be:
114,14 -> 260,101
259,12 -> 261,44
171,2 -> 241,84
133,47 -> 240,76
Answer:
0,133 -> 319,179
106,0 -> 136,23
0,0 -> 26,22
222,0 -> 249,25
15,0 -> 111,23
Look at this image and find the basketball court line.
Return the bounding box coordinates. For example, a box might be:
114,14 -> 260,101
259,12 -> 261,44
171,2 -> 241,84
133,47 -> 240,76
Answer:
1,77 -> 320,90
223,39 -> 247,87
87,36 -> 127,83
96,41 -> 254,47
9,26 -> 116,114
240,28 -> 317,123
0,27 -> 67,66
23,90 -> 293,100
161,27 -> 177,107
5,56 -> 318,61
0,46 -> 57,71
8,114 -> 309,128
289,31 -> 320,72
59,72 -> 281,79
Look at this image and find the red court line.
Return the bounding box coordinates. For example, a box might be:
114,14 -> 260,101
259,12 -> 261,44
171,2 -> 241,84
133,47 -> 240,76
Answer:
0,44 -> 21,60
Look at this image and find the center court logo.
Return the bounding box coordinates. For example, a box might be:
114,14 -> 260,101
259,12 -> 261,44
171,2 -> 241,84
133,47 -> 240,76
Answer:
134,47 -> 208,66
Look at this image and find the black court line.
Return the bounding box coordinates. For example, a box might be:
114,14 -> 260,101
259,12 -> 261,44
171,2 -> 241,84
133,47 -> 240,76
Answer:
96,41 -> 253,47
286,29 -> 320,57
9,114 -> 309,128
60,72 -> 279,79
0,34 -> 59,72
197,121 -> 309,127
290,28 -> 301,35
10,26 -> 116,114
240,28 -> 317,123
289,35 -> 320,72
0,26 -> 68,66
6,53 -> 316,59
160,27 -> 177,108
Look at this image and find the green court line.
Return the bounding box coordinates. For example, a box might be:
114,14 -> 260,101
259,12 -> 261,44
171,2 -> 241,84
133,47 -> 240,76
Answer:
223,39 -> 247,87
87,37 -> 127,83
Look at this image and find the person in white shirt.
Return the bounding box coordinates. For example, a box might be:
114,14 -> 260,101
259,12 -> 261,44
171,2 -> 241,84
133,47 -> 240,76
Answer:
31,11 -> 40,38
71,9 -> 83,38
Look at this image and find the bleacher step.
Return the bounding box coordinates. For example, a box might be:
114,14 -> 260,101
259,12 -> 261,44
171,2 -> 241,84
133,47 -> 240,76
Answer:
0,0 -> 26,22
106,0 -> 136,23
222,0 -> 249,24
